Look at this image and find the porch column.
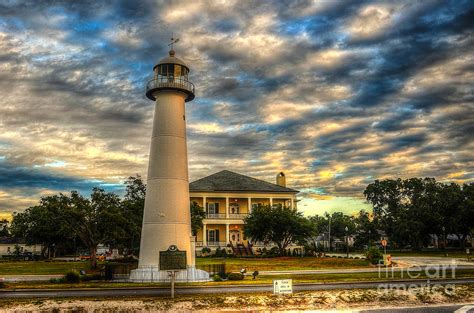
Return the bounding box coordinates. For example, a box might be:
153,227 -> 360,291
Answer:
270,197 -> 273,207
290,198 -> 294,209
226,223 -> 230,245
202,224 -> 207,246
225,197 -> 229,218
203,196 -> 207,211
248,197 -> 252,213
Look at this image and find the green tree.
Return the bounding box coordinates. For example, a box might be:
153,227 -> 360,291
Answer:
0,219 -> 9,237
327,212 -> 356,239
63,188 -> 127,268
244,205 -> 313,256
353,210 -> 378,249
306,215 -> 327,252
190,201 -> 206,236
10,198 -> 71,258
457,183 -> 474,248
121,176 -> 146,255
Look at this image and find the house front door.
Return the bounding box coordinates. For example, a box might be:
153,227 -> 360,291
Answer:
229,230 -> 241,245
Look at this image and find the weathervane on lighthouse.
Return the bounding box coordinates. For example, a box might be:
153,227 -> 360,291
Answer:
129,39 -> 208,282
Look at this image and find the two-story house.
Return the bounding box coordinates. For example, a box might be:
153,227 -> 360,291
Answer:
189,170 -> 299,254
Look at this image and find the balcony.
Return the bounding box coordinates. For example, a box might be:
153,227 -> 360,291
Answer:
206,213 -> 226,219
196,241 -> 226,247
205,213 -> 249,219
229,213 -> 249,219
145,77 -> 195,102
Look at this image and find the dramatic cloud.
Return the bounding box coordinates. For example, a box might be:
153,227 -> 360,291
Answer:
0,0 -> 473,216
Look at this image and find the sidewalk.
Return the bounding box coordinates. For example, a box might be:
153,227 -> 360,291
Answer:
3,275 -> 63,282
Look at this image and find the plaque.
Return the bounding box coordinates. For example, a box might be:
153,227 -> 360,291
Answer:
159,245 -> 187,271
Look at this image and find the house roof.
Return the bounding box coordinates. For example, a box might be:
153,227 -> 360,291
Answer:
189,170 -> 299,193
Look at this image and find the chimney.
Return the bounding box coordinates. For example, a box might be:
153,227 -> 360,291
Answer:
276,172 -> 286,187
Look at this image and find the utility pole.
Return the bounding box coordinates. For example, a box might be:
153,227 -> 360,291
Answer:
327,214 -> 331,252
345,226 -> 349,258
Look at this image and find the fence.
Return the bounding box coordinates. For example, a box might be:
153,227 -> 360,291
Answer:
196,263 -> 226,276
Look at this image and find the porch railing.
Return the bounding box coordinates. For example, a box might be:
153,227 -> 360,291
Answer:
206,213 -> 226,219
229,213 -> 249,219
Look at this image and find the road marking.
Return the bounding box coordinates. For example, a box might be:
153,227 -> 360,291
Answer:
455,305 -> 474,313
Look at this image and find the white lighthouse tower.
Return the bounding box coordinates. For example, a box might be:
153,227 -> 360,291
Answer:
130,41 -> 209,282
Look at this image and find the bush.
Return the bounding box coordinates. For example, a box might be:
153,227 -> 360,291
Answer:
366,246 -> 383,265
201,247 -> 211,255
64,270 -> 81,283
212,274 -> 223,282
215,247 -> 227,257
227,272 -> 244,280
0,278 -> 5,289
81,273 -> 102,281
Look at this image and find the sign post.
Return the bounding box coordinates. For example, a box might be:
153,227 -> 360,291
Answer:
159,245 -> 187,298
381,239 -> 390,266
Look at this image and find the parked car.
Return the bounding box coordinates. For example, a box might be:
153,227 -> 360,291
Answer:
79,253 -> 106,261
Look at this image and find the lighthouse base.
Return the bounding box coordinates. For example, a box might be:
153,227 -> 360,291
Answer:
129,266 -> 209,282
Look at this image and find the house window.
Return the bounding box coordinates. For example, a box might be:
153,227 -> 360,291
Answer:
207,203 -> 219,214
230,203 -> 239,214
209,230 -> 216,242
207,229 -> 220,243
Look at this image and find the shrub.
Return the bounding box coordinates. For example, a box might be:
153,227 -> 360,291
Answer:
366,246 -> 383,265
269,247 -> 279,256
227,272 -> 244,280
212,274 -> 223,282
81,273 -> 102,281
215,247 -> 227,257
201,247 -> 211,255
64,270 -> 81,283
0,278 -> 5,289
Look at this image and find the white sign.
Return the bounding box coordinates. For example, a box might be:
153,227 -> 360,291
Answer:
273,279 -> 293,294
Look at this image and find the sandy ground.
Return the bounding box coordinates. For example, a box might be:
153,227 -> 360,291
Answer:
1,284 -> 473,312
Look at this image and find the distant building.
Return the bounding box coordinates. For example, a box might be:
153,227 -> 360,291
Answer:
0,237 -> 42,256
189,170 -> 299,255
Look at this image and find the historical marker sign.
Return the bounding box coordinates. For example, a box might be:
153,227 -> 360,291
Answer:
273,279 -> 293,294
159,245 -> 187,271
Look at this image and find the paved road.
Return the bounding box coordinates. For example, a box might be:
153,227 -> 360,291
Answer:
1,278 -> 473,299
359,304 -> 474,313
4,264 -> 474,281
394,257 -> 474,267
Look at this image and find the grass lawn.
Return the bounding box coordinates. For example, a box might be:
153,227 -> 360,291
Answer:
0,261 -> 90,275
4,269 -> 474,289
389,251 -> 470,258
196,256 -> 371,272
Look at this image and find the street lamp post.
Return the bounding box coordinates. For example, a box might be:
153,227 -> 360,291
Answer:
345,226 -> 349,258
442,226 -> 447,257
325,212 -> 332,252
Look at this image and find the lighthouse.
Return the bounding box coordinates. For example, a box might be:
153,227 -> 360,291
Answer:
130,41 -> 209,282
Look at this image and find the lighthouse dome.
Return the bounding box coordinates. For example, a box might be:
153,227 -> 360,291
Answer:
154,49 -> 189,71
146,49 -> 195,102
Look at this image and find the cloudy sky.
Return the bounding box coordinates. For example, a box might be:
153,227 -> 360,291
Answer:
0,0 -> 473,219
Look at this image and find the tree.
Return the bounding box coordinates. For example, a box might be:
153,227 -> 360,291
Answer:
190,201 -> 206,236
121,176 -> 146,255
10,198 -> 71,258
353,210 -> 378,249
244,205 -> 313,256
63,188 -> 127,268
306,215 -> 327,253
457,183 -> 474,248
0,219 -> 9,237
